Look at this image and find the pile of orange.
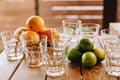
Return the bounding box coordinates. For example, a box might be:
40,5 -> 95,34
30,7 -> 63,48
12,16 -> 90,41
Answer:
14,16 -> 60,45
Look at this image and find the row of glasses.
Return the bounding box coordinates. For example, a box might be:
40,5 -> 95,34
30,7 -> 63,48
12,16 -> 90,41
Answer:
0,28 -> 70,77
1,21 -> 101,77
62,20 -> 100,47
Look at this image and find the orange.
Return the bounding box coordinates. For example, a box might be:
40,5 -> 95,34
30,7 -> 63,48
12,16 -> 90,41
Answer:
20,31 -> 40,44
41,28 -> 52,41
26,16 -> 46,33
41,28 -> 60,42
14,27 -> 28,40
82,52 -> 97,67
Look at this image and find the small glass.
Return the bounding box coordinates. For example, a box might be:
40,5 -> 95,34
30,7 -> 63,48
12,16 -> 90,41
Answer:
80,23 -> 100,43
62,20 -> 81,41
1,31 -> 23,60
104,38 -> 120,77
43,27 -> 69,77
21,35 -> 47,67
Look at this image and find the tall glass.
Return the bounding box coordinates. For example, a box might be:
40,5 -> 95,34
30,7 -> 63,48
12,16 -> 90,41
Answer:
62,20 -> 81,42
80,23 -> 100,44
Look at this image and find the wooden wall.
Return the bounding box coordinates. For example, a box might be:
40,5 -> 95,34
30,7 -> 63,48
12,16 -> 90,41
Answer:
39,0 -> 103,28
0,0 -> 35,52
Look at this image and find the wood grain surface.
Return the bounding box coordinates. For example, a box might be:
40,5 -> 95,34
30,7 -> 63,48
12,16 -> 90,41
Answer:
0,51 -> 22,80
0,38 -> 120,80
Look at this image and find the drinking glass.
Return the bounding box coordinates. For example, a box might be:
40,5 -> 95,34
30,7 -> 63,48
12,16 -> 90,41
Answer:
62,20 -> 81,42
104,38 -> 120,77
101,29 -> 119,47
21,35 -> 47,67
43,27 -> 69,77
80,23 -> 100,43
1,31 -> 23,60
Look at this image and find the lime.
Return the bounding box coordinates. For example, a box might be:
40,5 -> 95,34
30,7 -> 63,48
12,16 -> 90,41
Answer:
93,48 -> 105,62
68,48 -> 83,64
76,38 -> 94,52
82,52 -> 97,67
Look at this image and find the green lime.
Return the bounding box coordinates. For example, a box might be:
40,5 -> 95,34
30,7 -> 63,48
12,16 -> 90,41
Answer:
82,52 -> 97,67
76,38 -> 94,52
68,48 -> 83,64
93,48 -> 105,62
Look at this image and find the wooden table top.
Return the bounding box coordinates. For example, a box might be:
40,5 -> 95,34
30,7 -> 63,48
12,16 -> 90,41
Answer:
0,37 -> 119,80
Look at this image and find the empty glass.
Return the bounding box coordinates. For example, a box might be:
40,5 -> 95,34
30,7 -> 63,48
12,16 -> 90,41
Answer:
101,29 -> 119,47
43,27 -> 69,77
1,31 -> 23,60
104,38 -> 120,76
62,20 -> 81,42
80,23 -> 100,43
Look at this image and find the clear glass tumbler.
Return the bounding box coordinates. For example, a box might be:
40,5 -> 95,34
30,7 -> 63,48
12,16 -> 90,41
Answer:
62,20 -> 81,42
1,31 -> 23,60
21,35 -> 47,67
80,23 -> 100,43
104,38 -> 120,77
43,27 -> 69,77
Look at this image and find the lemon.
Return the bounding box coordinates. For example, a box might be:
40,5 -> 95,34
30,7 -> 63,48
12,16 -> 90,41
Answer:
76,38 -> 94,52
68,48 -> 83,64
82,52 -> 97,67
93,48 -> 105,62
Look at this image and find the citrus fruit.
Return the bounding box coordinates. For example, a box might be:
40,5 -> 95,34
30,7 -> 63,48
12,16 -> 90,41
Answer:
93,48 -> 105,62
68,48 -> 83,64
26,16 -> 46,33
76,38 -> 94,52
20,31 -> 40,44
14,27 -> 28,40
41,28 -> 60,42
82,52 -> 97,67
41,28 -> 52,41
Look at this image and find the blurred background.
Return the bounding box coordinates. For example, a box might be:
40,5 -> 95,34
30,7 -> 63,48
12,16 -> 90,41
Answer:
0,0 -> 119,52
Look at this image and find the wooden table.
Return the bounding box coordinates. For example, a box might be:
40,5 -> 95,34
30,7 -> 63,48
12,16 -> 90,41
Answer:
0,38 -> 120,80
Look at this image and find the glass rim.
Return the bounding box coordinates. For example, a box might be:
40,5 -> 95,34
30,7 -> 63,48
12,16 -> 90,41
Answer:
20,34 -> 47,41
1,31 -> 14,36
81,23 -> 100,27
